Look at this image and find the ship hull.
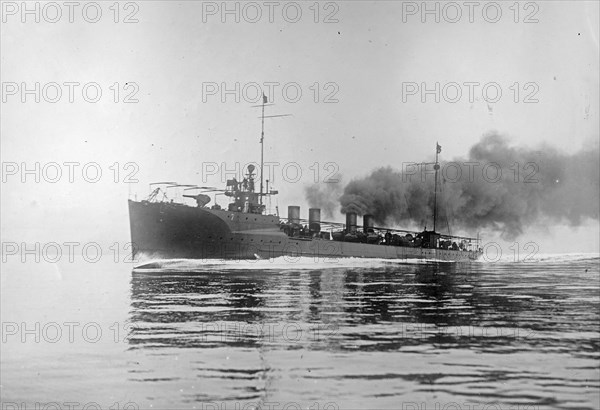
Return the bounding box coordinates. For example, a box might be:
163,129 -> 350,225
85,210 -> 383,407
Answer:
128,200 -> 480,262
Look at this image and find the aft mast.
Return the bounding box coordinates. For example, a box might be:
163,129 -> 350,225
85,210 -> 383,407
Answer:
259,94 -> 266,205
433,142 -> 441,232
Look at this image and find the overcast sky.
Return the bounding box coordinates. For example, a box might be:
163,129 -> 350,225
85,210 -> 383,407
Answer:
2,1 -> 599,254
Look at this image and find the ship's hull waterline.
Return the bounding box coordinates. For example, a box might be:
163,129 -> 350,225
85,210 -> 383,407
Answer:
128,200 -> 480,262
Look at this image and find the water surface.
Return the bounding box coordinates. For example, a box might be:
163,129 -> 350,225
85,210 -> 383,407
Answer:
2,255 -> 599,409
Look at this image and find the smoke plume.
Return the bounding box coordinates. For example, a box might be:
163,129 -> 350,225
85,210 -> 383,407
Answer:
304,175 -> 344,219
338,133 -> 599,238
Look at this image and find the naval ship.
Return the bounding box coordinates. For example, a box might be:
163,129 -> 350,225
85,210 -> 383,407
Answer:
128,101 -> 483,262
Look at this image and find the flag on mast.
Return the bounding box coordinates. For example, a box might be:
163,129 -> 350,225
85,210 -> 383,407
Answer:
436,143 -> 442,154
263,94 -> 268,104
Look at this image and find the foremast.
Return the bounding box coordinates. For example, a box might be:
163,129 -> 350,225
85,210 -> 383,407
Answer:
255,94 -> 290,210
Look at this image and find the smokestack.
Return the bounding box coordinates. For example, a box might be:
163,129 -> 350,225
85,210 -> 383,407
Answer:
309,208 -> 321,233
288,205 -> 300,224
363,214 -> 374,233
346,212 -> 357,233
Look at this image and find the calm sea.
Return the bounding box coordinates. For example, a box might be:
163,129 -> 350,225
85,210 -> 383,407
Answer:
1,255 -> 599,410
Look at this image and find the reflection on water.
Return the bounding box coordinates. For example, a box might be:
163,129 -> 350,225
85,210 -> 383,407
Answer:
126,259 -> 600,409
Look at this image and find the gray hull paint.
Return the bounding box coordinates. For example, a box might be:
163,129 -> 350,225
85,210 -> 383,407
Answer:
128,200 -> 480,262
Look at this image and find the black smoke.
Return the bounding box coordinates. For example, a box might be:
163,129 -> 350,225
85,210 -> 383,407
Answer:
338,133 -> 599,238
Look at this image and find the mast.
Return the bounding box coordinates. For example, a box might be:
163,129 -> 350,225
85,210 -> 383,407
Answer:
252,96 -> 291,208
433,142 -> 441,232
259,94 -> 266,205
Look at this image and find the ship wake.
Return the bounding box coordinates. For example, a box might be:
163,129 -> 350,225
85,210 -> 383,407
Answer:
132,256 -> 459,272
